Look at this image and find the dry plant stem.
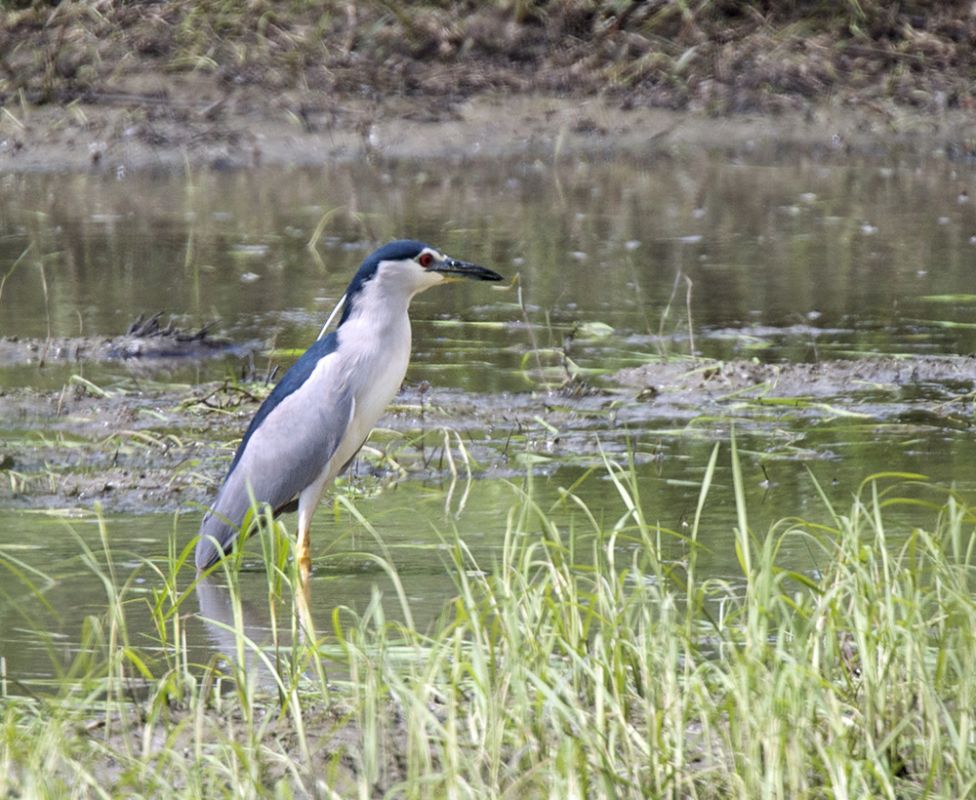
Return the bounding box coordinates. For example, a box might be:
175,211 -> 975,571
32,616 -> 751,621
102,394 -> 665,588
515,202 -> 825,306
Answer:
517,275 -> 548,392
0,244 -> 32,305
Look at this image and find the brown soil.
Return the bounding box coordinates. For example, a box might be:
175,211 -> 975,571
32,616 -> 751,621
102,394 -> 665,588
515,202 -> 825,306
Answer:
1,2 -> 975,173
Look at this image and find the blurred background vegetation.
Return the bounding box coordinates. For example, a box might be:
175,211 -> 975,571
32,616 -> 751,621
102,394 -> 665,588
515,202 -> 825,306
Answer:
1,0 -> 974,115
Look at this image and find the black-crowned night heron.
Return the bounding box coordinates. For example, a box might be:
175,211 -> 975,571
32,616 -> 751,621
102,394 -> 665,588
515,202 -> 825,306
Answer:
195,239 -> 502,572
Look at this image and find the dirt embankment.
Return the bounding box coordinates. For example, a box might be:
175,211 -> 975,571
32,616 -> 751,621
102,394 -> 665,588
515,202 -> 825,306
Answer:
1,1 -> 975,172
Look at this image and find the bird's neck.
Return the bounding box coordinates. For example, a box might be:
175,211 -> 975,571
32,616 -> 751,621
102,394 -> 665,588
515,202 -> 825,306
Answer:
336,275 -> 415,376
335,278 -> 415,408
341,280 -> 413,331
339,301 -> 411,345
338,268 -> 424,336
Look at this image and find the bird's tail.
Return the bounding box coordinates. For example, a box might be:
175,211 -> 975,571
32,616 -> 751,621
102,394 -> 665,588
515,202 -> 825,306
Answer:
195,467 -> 258,571
195,509 -> 241,571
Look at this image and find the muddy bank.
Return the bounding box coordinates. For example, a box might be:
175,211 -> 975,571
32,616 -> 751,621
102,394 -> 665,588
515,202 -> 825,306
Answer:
613,355 -> 976,431
0,376 -> 604,514
615,355 -> 976,403
3,354 -> 975,514
2,92 -> 975,176
2,1 -> 976,173
0,317 -> 251,367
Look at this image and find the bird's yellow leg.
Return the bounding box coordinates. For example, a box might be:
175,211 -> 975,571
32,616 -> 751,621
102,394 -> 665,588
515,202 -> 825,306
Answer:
294,568 -> 314,643
296,514 -> 312,583
295,519 -> 313,621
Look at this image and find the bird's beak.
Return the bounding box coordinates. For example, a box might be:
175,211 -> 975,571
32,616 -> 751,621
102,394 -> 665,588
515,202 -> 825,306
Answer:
433,256 -> 503,282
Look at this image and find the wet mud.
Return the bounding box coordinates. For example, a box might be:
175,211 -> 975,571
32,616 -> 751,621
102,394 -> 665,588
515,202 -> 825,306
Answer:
3,354 -> 975,515
0,323 -> 252,368
616,355 -> 976,404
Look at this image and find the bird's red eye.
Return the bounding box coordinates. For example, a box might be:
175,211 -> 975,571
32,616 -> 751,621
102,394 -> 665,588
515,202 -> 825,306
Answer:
418,252 -> 434,268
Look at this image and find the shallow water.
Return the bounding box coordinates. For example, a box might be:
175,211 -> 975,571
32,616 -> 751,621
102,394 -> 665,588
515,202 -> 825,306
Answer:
2,151 -> 976,687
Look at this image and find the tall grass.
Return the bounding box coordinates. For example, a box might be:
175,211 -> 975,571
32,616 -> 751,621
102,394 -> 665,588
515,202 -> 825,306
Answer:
2,446 -> 976,797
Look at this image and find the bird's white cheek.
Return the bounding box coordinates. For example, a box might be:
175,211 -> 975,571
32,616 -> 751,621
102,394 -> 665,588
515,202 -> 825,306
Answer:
416,269 -> 446,292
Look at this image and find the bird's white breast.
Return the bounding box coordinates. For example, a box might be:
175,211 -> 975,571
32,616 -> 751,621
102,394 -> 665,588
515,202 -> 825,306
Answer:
324,288 -> 413,479
344,321 -> 411,444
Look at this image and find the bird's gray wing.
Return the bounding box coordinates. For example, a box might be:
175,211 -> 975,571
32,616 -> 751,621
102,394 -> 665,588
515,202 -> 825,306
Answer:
196,360 -> 354,570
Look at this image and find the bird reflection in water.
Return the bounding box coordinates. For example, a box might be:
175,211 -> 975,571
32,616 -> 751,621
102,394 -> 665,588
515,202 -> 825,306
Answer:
194,570 -> 320,689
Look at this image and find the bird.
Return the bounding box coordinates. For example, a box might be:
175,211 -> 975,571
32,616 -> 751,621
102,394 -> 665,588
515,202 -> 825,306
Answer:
195,239 -> 503,573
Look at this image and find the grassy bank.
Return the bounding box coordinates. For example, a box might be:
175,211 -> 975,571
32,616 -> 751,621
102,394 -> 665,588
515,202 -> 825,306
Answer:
2,0 -> 974,115
2,447 -> 976,797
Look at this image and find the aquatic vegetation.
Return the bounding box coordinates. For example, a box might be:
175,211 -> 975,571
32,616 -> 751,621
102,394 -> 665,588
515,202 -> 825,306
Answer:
2,449 -> 976,797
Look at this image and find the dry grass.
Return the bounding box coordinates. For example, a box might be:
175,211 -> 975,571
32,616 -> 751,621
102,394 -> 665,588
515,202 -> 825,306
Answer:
0,0 -> 973,115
